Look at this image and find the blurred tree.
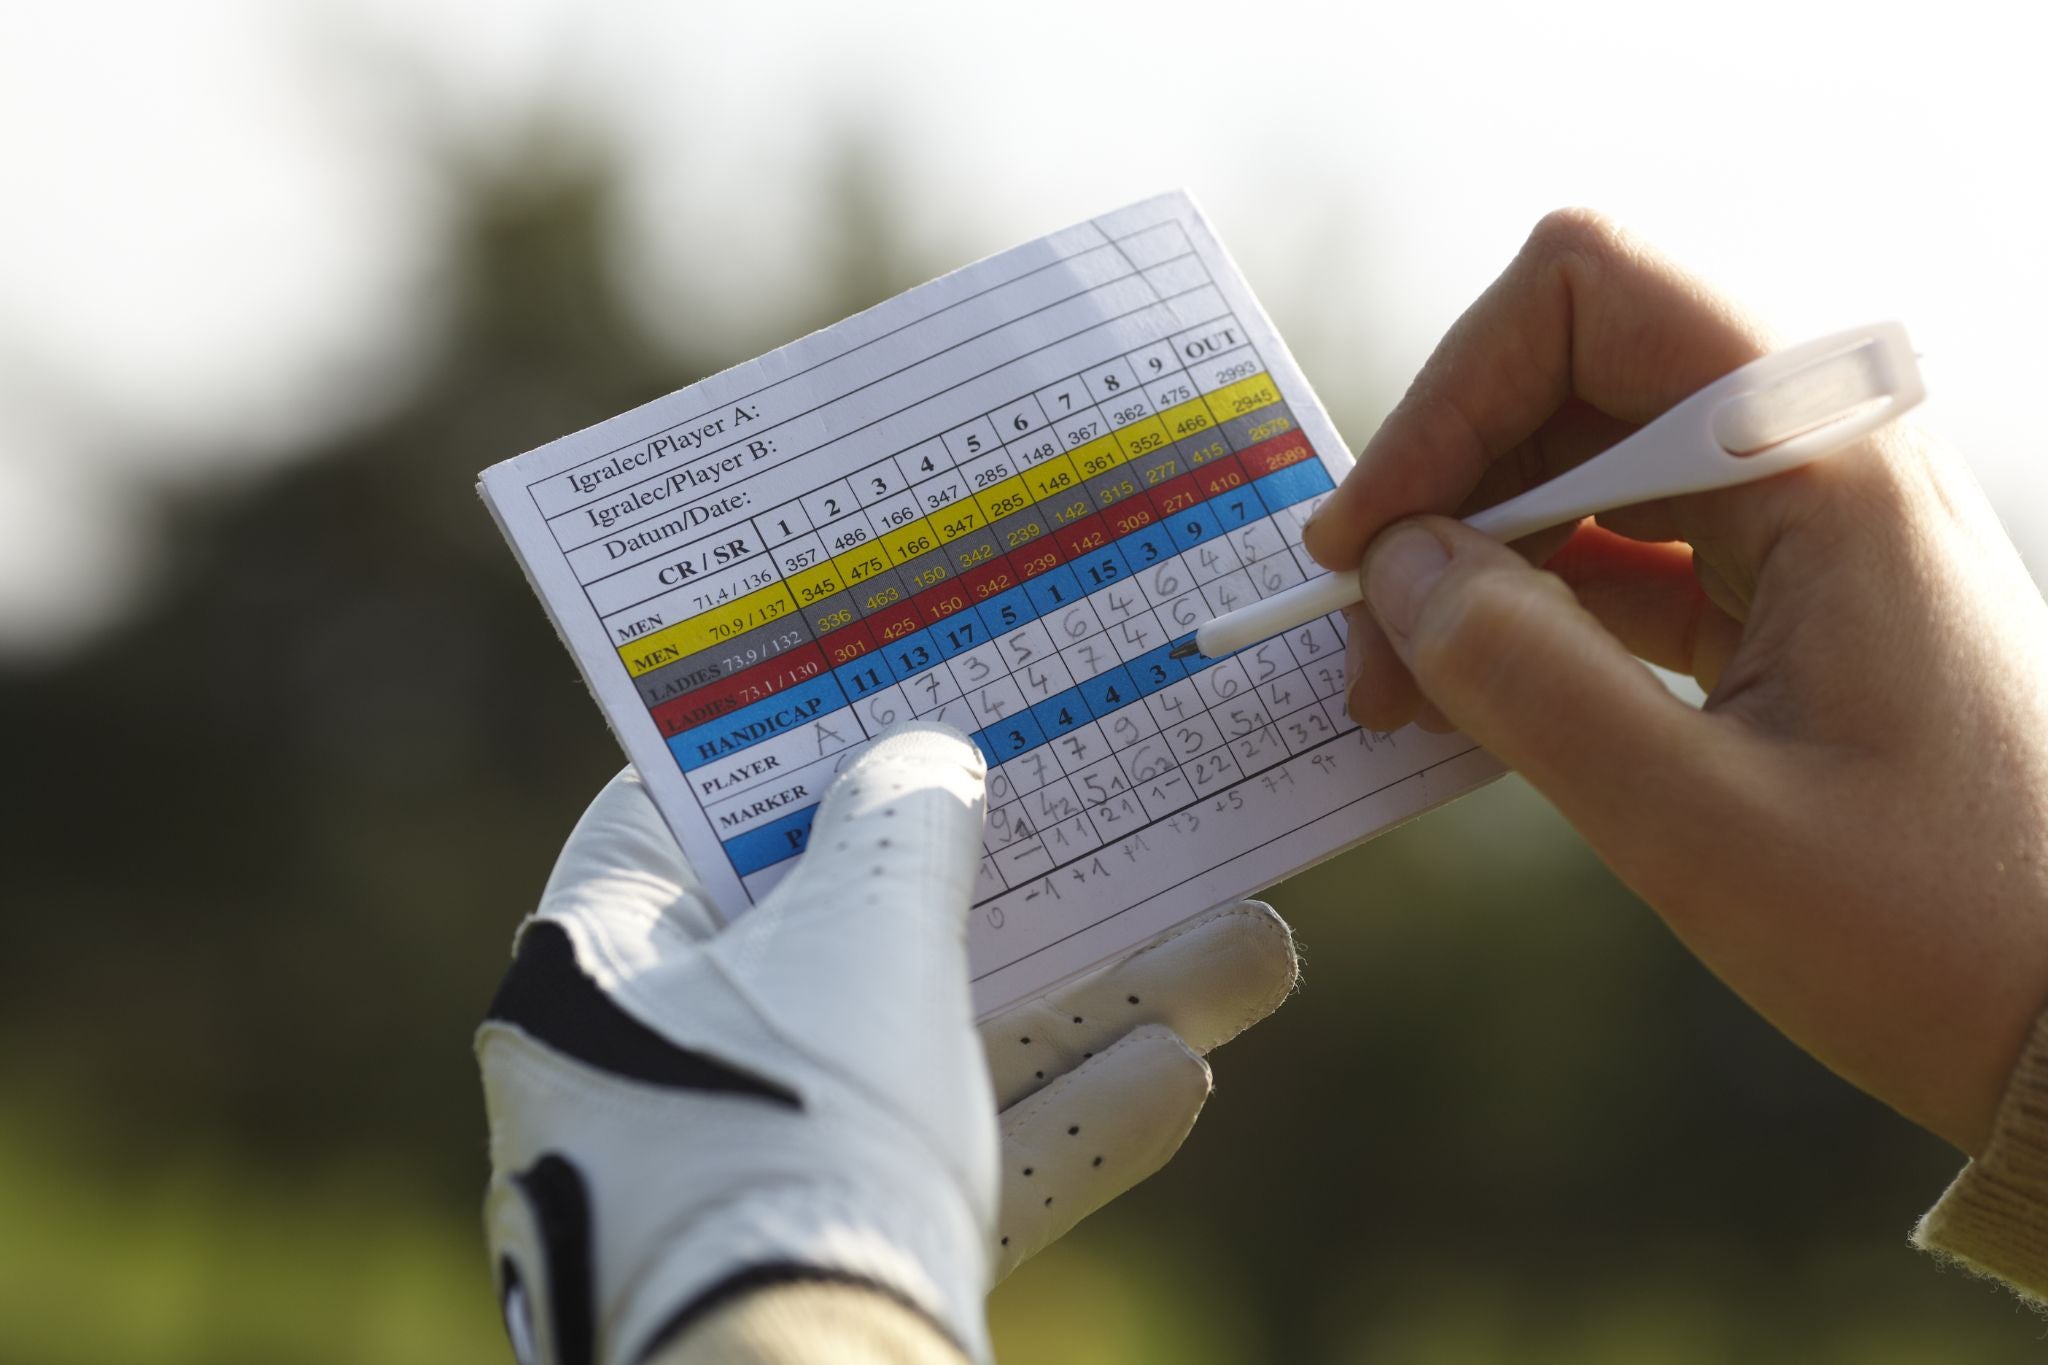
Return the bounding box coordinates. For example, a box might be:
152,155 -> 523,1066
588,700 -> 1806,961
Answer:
2,135 -> 714,1193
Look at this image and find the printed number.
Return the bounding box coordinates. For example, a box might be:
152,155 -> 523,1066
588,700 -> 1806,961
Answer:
1083,561 -> 1119,587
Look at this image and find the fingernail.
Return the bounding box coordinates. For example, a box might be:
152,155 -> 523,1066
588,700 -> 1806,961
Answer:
1298,507 -> 1327,559
1362,524 -> 1449,640
1341,605 -> 1369,722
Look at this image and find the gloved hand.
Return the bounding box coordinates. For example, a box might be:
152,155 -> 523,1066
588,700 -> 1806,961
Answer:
479,723 -> 996,1365
478,720 -> 1298,1365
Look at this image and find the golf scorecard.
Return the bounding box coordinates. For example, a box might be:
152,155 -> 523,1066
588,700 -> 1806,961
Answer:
479,191 -> 1500,1017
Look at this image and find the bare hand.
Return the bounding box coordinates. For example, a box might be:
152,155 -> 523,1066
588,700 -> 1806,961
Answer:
1303,209 -> 2048,1155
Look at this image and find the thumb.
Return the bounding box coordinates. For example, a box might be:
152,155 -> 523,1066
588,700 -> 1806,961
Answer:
735,720 -> 989,995
713,721 -> 992,1122
1358,517 -> 1727,846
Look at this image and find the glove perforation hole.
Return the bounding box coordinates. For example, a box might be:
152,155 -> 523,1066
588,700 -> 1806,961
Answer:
1019,1036 -> 1030,1045
1043,1196 -> 1053,1207
1092,1155 -> 1103,1167
1001,1236 -> 1010,1246
1034,1070 -> 1044,1080
1067,1125 -> 1079,1136
1071,1015 -> 1083,1024
1127,995 -> 1140,1005
1022,1167 -> 1033,1177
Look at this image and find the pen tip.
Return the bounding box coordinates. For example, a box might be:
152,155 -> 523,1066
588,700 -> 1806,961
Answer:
1168,641 -> 1199,659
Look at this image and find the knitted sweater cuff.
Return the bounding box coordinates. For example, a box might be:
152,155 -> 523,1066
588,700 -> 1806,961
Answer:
1914,1006 -> 2048,1304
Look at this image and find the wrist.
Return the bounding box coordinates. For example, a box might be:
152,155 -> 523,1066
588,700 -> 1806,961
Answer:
617,1178 -> 990,1365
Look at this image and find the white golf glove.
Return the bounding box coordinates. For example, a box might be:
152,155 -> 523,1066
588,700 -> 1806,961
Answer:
478,721 -> 1297,1365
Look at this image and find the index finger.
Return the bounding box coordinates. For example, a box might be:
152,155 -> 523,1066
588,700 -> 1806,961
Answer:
1301,208 -> 1773,572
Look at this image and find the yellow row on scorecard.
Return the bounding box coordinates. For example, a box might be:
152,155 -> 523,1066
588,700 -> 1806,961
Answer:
614,371 -> 1283,675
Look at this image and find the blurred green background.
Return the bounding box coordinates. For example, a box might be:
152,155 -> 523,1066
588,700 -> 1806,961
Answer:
4,4 -> 2046,1361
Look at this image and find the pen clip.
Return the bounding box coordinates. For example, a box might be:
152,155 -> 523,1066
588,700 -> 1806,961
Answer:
1465,322 -> 1925,544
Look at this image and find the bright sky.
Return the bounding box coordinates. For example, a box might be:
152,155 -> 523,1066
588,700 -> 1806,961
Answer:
3,0 -> 2043,655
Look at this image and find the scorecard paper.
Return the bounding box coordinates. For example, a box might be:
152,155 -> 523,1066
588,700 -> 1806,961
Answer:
479,192 -> 1500,1017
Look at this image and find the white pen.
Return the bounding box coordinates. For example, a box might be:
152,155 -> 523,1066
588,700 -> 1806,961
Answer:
1169,321 -> 1926,661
